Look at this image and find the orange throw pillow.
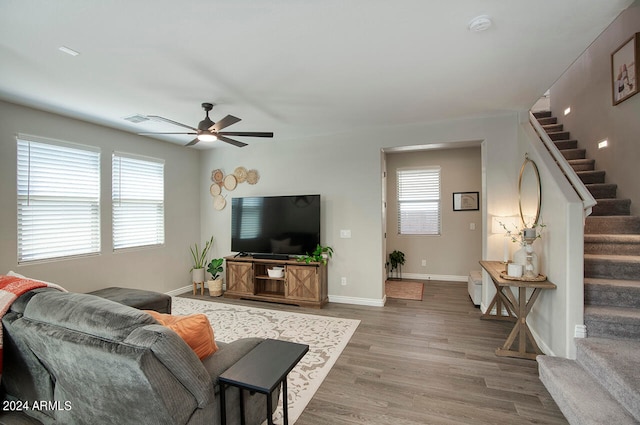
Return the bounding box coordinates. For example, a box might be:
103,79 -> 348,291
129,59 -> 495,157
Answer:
145,311 -> 218,360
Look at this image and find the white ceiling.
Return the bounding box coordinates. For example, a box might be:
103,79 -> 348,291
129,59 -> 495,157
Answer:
0,0 -> 633,148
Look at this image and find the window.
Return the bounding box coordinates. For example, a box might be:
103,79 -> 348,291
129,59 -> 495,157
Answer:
112,153 -> 165,250
397,167 -> 441,235
17,136 -> 101,263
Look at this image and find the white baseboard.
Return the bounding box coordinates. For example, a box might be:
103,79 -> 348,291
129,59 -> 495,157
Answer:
529,325 -> 555,357
166,285 -> 192,296
396,273 -> 467,282
168,285 -> 386,308
329,295 -> 385,307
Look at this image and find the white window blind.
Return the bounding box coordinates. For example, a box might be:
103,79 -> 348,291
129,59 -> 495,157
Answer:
112,153 -> 165,250
17,136 -> 101,263
397,167 -> 441,235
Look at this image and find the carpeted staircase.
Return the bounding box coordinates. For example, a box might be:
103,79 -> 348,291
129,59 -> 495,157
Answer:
532,111 -> 640,424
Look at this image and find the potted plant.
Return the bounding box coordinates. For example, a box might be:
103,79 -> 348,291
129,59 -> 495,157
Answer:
190,236 -> 214,286
207,258 -> 224,297
297,244 -> 334,265
388,250 -> 405,279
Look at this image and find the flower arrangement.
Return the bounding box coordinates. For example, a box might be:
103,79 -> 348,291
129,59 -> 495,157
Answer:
499,221 -> 545,246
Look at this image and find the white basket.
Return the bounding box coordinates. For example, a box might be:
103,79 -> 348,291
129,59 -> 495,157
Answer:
267,268 -> 284,278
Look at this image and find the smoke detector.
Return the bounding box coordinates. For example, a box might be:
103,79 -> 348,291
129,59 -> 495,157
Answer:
468,15 -> 492,32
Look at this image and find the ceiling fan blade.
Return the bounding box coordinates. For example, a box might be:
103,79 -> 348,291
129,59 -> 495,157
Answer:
218,131 -> 274,138
138,132 -> 197,135
148,115 -> 198,131
210,115 -> 241,132
217,135 -> 248,148
185,138 -> 200,147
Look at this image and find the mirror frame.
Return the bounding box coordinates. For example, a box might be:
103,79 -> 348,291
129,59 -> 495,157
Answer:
518,155 -> 541,227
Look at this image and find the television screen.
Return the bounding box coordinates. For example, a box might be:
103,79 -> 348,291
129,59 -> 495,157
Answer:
231,194 -> 321,257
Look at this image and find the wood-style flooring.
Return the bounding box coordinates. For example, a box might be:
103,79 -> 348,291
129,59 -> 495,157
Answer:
180,280 -> 568,425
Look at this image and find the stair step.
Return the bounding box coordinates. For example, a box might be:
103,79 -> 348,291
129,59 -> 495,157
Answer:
560,148 -> 586,160
543,123 -> 564,133
585,216 -> 640,234
584,305 -> 640,340
585,254 -> 640,280
547,131 -> 571,141
537,116 -> 557,125
577,170 -> 606,184
585,277 -> 640,307
569,158 -> 595,171
576,338 -> 640,422
585,234 -> 640,256
586,183 -> 618,199
554,139 -> 578,150
591,199 -> 631,216
533,111 -> 552,119
537,355 -> 637,425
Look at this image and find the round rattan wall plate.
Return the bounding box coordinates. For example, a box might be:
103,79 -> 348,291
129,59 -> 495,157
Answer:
246,169 -> 260,185
223,174 -> 237,191
211,169 -> 224,183
213,195 -> 226,211
209,183 -> 221,196
233,166 -> 248,183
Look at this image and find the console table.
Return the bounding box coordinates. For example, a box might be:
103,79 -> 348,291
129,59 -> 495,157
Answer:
479,260 -> 557,360
218,338 -> 309,425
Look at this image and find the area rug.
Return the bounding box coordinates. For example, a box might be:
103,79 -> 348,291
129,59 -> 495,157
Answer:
385,280 -> 425,300
172,297 -> 360,424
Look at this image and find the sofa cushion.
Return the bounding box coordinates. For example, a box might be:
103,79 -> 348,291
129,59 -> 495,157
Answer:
22,291 -> 155,341
88,286 -> 171,313
145,310 -> 218,359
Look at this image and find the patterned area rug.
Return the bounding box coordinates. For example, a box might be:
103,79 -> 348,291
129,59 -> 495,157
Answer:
385,280 -> 425,300
172,297 -> 360,424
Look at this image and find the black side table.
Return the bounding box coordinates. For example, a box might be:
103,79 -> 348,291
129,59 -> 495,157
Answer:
219,338 -> 309,425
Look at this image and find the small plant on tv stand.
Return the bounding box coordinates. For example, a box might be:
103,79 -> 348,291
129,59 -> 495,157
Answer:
297,244 -> 333,265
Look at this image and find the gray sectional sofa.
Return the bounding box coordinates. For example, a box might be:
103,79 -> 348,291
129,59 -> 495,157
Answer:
1,289 -> 277,425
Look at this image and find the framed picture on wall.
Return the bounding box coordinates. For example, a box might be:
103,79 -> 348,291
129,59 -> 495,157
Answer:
611,32 -> 639,105
453,192 -> 479,211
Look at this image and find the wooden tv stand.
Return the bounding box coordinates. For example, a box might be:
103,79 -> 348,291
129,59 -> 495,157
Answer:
224,256 -> 328,308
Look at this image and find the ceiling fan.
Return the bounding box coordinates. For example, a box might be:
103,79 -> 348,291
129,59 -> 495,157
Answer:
139,102 -> 273,147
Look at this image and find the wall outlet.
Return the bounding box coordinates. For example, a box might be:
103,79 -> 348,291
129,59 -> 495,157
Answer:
470,222 -> 476,230
421,259 -> 427,267
341,277 -> 347,286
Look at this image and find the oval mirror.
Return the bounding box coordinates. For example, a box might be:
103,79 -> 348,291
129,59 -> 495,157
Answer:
518,155 -> 541,227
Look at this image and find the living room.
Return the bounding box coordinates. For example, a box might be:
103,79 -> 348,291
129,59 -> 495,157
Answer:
1,1 -> 640,423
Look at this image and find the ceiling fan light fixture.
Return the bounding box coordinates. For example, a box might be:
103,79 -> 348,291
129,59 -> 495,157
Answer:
197,132 -> 217,142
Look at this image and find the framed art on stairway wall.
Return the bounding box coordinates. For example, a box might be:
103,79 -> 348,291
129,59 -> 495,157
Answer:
612,32 -> 639,105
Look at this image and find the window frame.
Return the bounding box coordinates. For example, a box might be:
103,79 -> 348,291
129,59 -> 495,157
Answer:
112,152 -> 165,251
16,134 -> 101,264
396,166 -> 442,236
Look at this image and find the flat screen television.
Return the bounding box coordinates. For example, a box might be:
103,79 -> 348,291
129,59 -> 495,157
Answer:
231,194 -> 321,258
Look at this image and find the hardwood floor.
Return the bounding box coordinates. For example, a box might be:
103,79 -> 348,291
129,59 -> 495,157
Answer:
180,280 -> 568,424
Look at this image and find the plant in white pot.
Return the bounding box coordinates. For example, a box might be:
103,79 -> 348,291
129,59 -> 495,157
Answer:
207,258 -> 224,297
190,236 -> 213,294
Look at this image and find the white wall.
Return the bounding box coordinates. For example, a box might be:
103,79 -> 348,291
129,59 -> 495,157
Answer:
0,100 -> 201,293
200,113 -> 520,306
549,1 -> 640,214
518,120 -> 585,359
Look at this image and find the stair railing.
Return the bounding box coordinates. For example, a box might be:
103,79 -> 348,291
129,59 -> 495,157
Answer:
528,111 -> 597,217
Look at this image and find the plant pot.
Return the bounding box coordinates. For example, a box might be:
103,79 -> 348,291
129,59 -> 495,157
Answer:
208,279 -> 223,297
192,268 -> 205,283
